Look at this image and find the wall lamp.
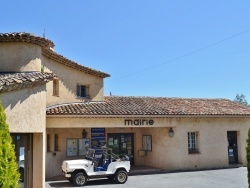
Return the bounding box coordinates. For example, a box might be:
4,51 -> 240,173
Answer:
82,129 -> 88,138
169,128 -> 174,137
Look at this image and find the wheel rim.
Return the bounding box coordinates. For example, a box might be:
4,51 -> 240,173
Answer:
76,174 -> 86,185
117,172 -> 126,182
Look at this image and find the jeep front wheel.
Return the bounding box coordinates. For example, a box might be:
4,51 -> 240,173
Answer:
115,170 -> 128,184
73,172 -> 87,186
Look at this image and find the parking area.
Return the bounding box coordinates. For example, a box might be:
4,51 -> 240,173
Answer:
46,167 -> 248,188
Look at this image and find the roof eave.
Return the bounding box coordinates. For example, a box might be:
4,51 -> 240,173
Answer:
0,72 -> 56,93
46,114 -> 250,118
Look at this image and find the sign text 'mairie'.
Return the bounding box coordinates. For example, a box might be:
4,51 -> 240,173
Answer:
124,119 -> 154,126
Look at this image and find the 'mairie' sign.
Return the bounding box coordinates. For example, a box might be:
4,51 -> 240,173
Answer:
124,119 -> 154,126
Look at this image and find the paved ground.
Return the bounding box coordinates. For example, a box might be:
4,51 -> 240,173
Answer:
45,167 -> 248,188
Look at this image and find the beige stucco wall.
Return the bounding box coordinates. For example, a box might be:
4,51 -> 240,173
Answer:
46,117 -> 177,128
41,56 -> 104,107
143,117 -> 250,170
33,133 -> 46,188
0,43 -> 42,72
46,116 -> 250,178
1,86 -> 47,132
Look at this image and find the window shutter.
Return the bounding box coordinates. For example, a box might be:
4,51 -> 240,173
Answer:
77,85 -> 80,97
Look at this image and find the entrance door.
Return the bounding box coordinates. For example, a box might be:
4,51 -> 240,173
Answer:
227,131 -> 238,164
107,133 -> 134,165
11,134 -> 32,188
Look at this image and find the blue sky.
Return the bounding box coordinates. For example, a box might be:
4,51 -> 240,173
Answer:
1,1 -> 250,101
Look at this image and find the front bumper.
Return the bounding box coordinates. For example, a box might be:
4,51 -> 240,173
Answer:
62,171 -> 72,178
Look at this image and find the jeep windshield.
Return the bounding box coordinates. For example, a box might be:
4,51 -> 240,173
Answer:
85,148 -> 129,162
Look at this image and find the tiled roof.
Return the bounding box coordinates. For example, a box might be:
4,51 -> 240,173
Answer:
0,32 -> 110,78
46,96 -> 250,116
0,72 -> 56,93
0,32 -> 54,49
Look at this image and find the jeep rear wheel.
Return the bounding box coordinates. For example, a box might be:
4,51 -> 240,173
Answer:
73,172 -> 87,186
115,170 -> 128,184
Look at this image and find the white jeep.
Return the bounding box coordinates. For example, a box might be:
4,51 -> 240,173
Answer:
61,148 -> 130,186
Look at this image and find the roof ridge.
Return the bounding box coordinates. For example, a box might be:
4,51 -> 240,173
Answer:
104,96 -> 230,101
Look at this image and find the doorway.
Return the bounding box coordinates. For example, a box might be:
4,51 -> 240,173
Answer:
11,134 -> 32,188
107,133 -> 134,165
227,131 -> 238,164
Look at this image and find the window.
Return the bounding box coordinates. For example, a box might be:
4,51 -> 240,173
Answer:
77,85 -> 89,98
188,132 -> 199,154
66,138 -> 89,157
142,135 -> 152,151
53,79 -> 59,96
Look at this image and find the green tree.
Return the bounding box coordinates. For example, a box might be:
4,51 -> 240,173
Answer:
0,102 -> 20,188
234,94 -> 248,105
247,128 -> 250,187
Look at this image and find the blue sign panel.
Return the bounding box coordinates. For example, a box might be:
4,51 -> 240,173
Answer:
91,128 -> 106,149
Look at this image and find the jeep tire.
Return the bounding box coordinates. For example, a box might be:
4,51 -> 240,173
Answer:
73,172 -> 87,186
115,170 -> 128,184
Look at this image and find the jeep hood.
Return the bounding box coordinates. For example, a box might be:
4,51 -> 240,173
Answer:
62,159 -> 90,173
64,159 -> 89,165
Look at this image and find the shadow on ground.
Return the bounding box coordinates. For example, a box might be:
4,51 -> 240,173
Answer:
48,178 -> 117,187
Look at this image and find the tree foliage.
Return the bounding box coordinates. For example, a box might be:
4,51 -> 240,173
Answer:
234,94 -> 248,105
0,102 -> 20,188
247,128 -> 250,187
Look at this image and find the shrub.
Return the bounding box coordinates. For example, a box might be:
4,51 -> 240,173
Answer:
0,102 -> 20,187
246,128 -> 250,187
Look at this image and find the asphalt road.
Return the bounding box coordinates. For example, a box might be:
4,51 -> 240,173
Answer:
45,167 -> 248,188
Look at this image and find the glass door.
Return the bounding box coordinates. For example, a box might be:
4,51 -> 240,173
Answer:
227,131 -> 238,164
107,133 -> 134,165
11,134 -> 32,188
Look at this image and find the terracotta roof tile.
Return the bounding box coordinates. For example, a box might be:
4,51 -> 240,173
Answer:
0,32 -> 54,49
0,72 -> 56,93
46,96 -> 250,116
0,32 -> 110,78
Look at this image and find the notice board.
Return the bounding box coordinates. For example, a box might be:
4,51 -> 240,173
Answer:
91,128 -> 106,149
